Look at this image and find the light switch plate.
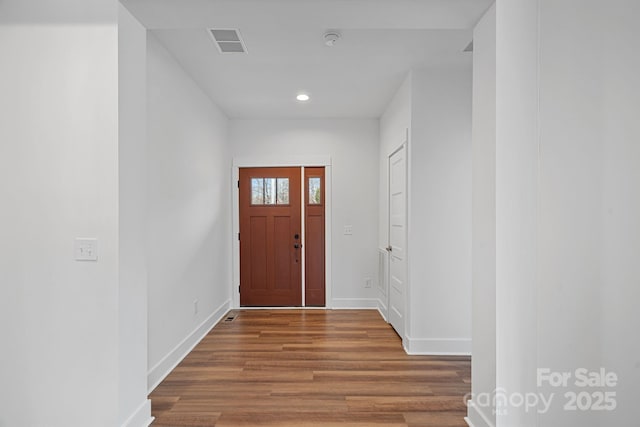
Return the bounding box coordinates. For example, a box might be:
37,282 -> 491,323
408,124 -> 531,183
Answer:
75,238 -> 98,261
344,225 -> 353,235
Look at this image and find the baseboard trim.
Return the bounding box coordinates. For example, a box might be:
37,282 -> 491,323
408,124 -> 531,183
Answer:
147,299 -> 231,393
377,307 -> 388,322
377,299 -> 388,322
465,401 -> 495,427
121,399 -> 153,427
404,335 -> 471,355
330,298 -> 380,309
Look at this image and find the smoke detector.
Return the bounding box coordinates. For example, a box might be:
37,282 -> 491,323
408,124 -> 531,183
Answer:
324,31 -> 341,47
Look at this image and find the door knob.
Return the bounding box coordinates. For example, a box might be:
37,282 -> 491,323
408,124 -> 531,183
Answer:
386,245 -> 392,252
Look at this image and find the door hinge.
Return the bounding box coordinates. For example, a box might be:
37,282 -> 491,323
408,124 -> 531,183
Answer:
238,285 -> 241,293
238,233 -> 240,241
237,180 -> 240,188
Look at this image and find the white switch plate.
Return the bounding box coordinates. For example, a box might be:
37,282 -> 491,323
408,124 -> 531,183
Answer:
344,225 -> 353,235
75,238 -> 98,261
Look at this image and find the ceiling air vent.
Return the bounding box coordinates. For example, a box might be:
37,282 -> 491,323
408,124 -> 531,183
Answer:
209,29 -> 247,54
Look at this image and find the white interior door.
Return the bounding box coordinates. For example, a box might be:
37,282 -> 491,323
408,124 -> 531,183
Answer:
388,144 -> 407,338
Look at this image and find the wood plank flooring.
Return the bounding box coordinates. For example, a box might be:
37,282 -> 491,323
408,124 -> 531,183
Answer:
150,310 -> 471,427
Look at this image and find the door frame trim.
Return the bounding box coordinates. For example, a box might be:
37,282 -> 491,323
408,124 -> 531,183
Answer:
386,132 -> 409,347
232,156 -> 332,309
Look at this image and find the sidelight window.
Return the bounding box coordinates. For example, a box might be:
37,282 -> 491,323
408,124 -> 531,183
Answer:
308,177 -> 322,204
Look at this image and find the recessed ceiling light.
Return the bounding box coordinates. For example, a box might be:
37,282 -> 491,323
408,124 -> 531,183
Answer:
296,94 -> 310,102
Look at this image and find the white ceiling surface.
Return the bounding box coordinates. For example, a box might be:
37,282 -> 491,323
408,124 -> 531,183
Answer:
123,0 -> 493,119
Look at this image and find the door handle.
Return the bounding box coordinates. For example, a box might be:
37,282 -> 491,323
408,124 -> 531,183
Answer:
293,242 -> 302,263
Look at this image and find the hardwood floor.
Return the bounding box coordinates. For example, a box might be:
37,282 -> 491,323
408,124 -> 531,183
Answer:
150,310 -> 471,427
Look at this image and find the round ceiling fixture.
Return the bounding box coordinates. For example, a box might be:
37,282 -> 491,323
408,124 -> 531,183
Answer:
324,31 -> 341,47
296,93 -> 310,102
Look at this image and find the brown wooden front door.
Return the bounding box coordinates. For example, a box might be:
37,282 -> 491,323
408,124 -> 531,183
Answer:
239,167 -> 302,306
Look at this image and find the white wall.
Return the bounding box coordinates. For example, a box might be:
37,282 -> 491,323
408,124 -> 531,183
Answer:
495,0 -> 640,426
407,67 -> 472,354
599,3 -> 640,425
0,2 -> 120,426
118,4 -> 152,426
379,74 -> 412,245
466,4 -> 496,427
230,119 -> 380,308
537,1 -> 639,425
495,1 -> 540,425
536,2 -> 603,425
146,35 -> 232,390
377,65 -> 472,355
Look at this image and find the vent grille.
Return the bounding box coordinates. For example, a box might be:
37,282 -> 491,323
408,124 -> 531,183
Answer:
224,312 -> 238,322
209,29 -> 247,54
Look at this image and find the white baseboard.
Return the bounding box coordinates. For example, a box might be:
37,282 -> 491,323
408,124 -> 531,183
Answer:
330,298 -> 380,309
465,400 -> 495,427
147,299 -> 231,393
121,399 -> 153,427
404,336 -> 471,355
377,299 -> 388,322
377,307 -> 388,322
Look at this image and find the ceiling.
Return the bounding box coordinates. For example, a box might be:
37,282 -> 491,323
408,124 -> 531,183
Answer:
121,0 -> 493,119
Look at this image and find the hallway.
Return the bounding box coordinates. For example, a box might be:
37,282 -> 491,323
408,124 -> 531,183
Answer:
150,310 -> 470,426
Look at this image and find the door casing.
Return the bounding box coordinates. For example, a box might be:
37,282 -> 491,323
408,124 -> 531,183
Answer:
232,156 -> 332,309
387,142 -> 408,340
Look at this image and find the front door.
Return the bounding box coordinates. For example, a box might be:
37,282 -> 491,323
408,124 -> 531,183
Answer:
239,167 -> 302,306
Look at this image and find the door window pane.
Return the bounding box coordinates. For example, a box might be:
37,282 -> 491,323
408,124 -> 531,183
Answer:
308,177 -> 321,204
251,177 -> 290,205
251,178 -> 264,204
277,178 -> 289,204
264,178 -> 277,204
